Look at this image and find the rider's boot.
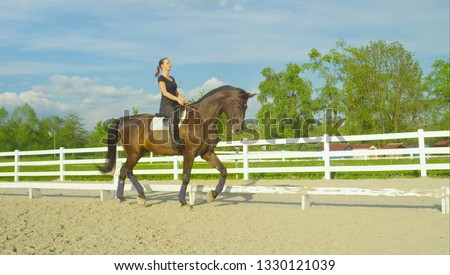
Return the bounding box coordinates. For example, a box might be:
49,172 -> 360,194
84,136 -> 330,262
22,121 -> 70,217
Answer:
169,110 -> 184,151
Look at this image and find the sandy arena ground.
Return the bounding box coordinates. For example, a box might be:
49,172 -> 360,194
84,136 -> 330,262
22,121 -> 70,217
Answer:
0,178 -> 449,255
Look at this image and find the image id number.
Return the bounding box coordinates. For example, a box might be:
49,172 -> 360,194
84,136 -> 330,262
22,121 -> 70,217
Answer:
256,259 -> 335,271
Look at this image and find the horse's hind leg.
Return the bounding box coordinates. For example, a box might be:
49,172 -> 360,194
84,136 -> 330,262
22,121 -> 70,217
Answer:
123,152 -> 146,206
116,166 -> 127,202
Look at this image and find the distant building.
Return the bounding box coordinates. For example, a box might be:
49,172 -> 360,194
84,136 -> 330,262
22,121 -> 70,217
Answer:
382,143 -> 407,149
352,143 -> 377,150
432,140 -> 450,157
408,141 -> 419,148
432,140 -> 450,147
407,141 -> 428,156
351,143 -> 377,159
320,143 -> 352,159
381,143 -> 407,157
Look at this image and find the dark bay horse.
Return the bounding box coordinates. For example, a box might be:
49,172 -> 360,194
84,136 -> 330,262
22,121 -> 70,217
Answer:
98,85 -> 255,206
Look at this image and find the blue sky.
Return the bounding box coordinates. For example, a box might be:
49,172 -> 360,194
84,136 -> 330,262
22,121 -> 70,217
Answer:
0,0 -> 448,130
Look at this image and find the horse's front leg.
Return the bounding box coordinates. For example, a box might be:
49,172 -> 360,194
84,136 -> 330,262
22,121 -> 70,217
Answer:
129,173 -> 146,206
179,153 -> 195,207
202,151 -> 227,202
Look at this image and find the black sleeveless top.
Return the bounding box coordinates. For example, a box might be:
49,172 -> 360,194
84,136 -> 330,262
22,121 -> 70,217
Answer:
158,75 -> 179,117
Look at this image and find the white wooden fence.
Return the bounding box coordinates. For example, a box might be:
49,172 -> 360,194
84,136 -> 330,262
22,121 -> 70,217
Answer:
0,129 -> 449,213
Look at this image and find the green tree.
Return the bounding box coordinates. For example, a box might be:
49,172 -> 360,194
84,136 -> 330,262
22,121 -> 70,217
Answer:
303,40 -> 347,121
86,120 -> 110,147
0,107 -> 9,151
59,113 -> 88,148
424,60 -> 450,130
37,115 -> 65,150
302,40 -> 348,137
342,40 -> 426,134
0,107 -> 7,124
6,104 -> 39,150
257,63 -> 317,139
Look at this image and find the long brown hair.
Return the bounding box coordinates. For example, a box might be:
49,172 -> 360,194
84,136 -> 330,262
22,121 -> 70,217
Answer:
154,57 -> 168,77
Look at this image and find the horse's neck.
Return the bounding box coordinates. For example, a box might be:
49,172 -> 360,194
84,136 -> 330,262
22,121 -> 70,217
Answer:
192,93 -> 230,119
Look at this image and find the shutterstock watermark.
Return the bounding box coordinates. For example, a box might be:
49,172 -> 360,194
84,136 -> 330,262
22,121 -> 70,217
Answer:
100,108 -> 347,146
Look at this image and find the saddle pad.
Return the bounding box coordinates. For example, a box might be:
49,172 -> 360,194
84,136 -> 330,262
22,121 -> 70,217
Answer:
150,117 -> 168,131
150,109 -> 187,131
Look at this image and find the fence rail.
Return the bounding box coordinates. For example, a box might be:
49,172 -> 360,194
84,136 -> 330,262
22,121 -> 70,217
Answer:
1,129 -> 448,181
1,129 -> 449,213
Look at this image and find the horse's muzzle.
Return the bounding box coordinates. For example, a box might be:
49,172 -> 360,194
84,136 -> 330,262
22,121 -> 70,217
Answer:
233,128 -> 243,135
228,118 -> 243,135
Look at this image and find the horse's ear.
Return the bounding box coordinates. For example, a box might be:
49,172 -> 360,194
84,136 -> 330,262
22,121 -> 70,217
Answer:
240,92 -> 256,99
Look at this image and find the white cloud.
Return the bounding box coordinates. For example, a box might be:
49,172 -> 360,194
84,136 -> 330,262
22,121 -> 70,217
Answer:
0,74 -> 162,129
0,90 -> 72,112
182,77 -> 226,100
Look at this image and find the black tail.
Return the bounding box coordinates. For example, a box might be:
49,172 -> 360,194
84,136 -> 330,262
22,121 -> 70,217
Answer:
97,119 -> 121,173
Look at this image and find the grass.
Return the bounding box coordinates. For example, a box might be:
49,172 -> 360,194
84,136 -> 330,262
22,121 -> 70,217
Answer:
0,155 -> 448,182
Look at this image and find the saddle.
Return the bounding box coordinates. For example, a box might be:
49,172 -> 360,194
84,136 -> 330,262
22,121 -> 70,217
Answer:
149,107 -> 187,131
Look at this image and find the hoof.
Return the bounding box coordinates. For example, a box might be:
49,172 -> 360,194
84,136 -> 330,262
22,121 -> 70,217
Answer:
180,201 -> 188,207
137,193 -> 146,206
207,190 -> 218,202
180,201 -> 192,209
118,197 -> 127,203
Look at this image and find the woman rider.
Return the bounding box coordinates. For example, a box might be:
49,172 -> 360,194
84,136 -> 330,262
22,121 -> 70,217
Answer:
155,57 -> 188,149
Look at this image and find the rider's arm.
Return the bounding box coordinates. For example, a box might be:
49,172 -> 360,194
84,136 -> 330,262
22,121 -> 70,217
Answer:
159,81 -> 180,102
176,90 -> 187,103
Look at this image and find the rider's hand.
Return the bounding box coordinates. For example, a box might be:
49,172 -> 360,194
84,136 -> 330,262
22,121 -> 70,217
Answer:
178,98 -> 187,106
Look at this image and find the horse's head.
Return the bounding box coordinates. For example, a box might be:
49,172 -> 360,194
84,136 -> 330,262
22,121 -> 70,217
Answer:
224,90 -> 256,134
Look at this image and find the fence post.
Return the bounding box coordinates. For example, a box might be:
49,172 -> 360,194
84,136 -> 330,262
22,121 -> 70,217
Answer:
242,138 -> 249,180
323,134 -> 331,180
189,185 -> 203,206
301,195 -> 311,210
112,148 -> 121,198
29,188 -> 42,199
14,150 -> 20,182
59,147 -> 65,181
234,146 -> 240,179
173,156 -> 179,180
418,129 -> 427,177
113,159 -> 122,186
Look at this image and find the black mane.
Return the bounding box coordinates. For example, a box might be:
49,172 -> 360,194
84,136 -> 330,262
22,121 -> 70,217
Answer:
192,85 -> 247,105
